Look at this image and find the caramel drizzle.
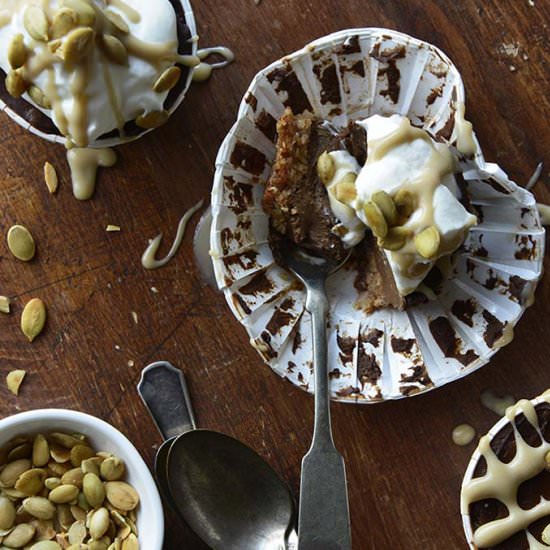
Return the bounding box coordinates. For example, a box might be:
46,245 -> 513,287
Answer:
455,102 -> 476,157
461,393 -> 550,548
69,62 -> 90,148
141,199 -> 204,270
67,147 -> 117,200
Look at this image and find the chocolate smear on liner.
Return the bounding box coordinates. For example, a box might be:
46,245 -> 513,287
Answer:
429,316 -> 478,366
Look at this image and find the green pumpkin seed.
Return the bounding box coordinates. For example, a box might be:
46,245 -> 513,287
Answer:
83,473 -> 105,508
30,541 -> 62,550
3,521 -> 35,547
15,468 -> 46,496
22,496 -> 56,520
7,442 -> 31,461
100,457 -> 125,482
104,9 -> 129,34
6,370 -> 26,396
135,110 -> 169,129
56,503 -> 73,530
414,225 -> 441,259
67,519 -> 87,545
70,445 -> 94,468
99,34 -> 128,65
81,457 -> 101,476
105,482 -> 138,512
394,188 -> 416,220
0,459 -> 32,488
377,226 -> 411,251
7,224 -> 35,261
121,533 -> 138,550
8,34 -> 28,69
5,69 -> 29,98
33,435 -> 50,468
44,477 -> 61,491
48,484 -> 79,504
62,0 -> 96,26
89,507 -> 109,540
0,495 -> 16,530
334,172 -> 357,204
0,295 -> 10,314
21,298 -> 46,343
316,151 -> 335,185
23,6 -> 49,41
61,468 -> 84,488
153,66 -> 181,93
60,27 -> 94,65
29,85 -> 52,109
51,8 -> 78,39
371,190 -> 398,226
363,201 -> 388,239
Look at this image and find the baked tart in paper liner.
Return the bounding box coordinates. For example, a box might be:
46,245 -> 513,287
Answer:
0,0 -> 197,148
209,28 -> 544,403
461,391 -> 550,549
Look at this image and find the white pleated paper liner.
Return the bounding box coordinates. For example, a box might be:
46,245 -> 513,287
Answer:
0,0 -> 197,148
461,392 -> 550,549
209,28 -> 545,403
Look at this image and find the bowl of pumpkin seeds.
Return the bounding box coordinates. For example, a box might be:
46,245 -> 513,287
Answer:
0,409 -> 163,549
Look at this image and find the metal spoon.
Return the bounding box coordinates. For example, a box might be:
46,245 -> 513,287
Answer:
279,242 -> 352,550
138,361 -> 297,550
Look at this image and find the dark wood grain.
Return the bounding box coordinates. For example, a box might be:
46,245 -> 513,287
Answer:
0,1 -> 549,549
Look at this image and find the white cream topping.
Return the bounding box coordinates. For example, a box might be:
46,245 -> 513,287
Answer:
325,114 -> 477,295
462,390 -> 550,548
0,0 -> 181,144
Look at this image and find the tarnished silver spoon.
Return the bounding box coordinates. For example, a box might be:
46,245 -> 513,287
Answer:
279,241 -> 352,550
138,361 -> 297,550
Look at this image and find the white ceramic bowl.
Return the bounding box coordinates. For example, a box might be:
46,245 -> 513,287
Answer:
0,408 -> 164,549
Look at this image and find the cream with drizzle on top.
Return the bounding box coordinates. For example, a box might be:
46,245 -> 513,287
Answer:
142,199 -> 204,269
461,390 -> 550,548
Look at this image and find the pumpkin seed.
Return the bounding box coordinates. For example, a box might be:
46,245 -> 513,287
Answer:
56,503 -> 73,530
21,298 -> 46,343
81,458 -> 101,477
377,226 -> 411,251
33,435 -> 50,468
99,34 -> 128,65
90,540 -> 110,550
47,460 -> 70,477
67,520 -> 87,545
104,9 -> 129,34
50,444 -> 71,464
371,190 -> 398,226
363,201 -> 388,239
70,504 -> 86,522
29,85 -> 52,109
22,497 -> 55,520
100,458 -> 125,482
62,0 -> 96,26
23,6 -> 49,41
77,491 -> 91,511
89,507 -> 109,540
61,468 -> 84,488
0,459 -> 32,488
83,474 -> 105,508
15,468 -> 46,496
2,487 -> 28,499
48,484 -> 79,504
135,110 -> 169,129
70,445 -> 94,468
30,541 -> 62,550
29,518 -> 56,542
8,34 -> 28,69
104,483 -> 138,512
51,8 -> 78,39
0,296 -> 10,314
0,496 -> 16,530
7,224 -> 35,261
49,433 -> 82,449
394,188 -> 416,220
121,533 -> 138,550
6,370 -> 26,396
8,442 -> 32,461
152,66 -> 181,93
414,225 -> 441,259
5,69 -> 29,98
3,521 -> 36,547
60,27 -> 94,65
316,151 -> 335,185
44,477 -> 61,491
334,173 -> 357,204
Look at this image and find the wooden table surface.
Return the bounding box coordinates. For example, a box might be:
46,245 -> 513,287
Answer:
0,1 -> 549,548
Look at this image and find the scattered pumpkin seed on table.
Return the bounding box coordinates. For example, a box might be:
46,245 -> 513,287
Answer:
0,295 -> 10,313
21,298 -> 47,342
7,224 -> 36,261
6,369 -> 26,395
44,162 -> 59,193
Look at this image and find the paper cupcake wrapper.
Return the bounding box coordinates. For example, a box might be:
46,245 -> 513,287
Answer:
460,392 -> 549,548
0,0 -> 197,148
210,28 -> 545,403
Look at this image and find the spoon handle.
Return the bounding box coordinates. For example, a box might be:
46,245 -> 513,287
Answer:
137,361 -> 197,440
298,283 -> 352,550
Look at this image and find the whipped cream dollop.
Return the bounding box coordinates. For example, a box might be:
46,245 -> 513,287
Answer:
0,0 -> 190,145
325,114 -> 477,295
